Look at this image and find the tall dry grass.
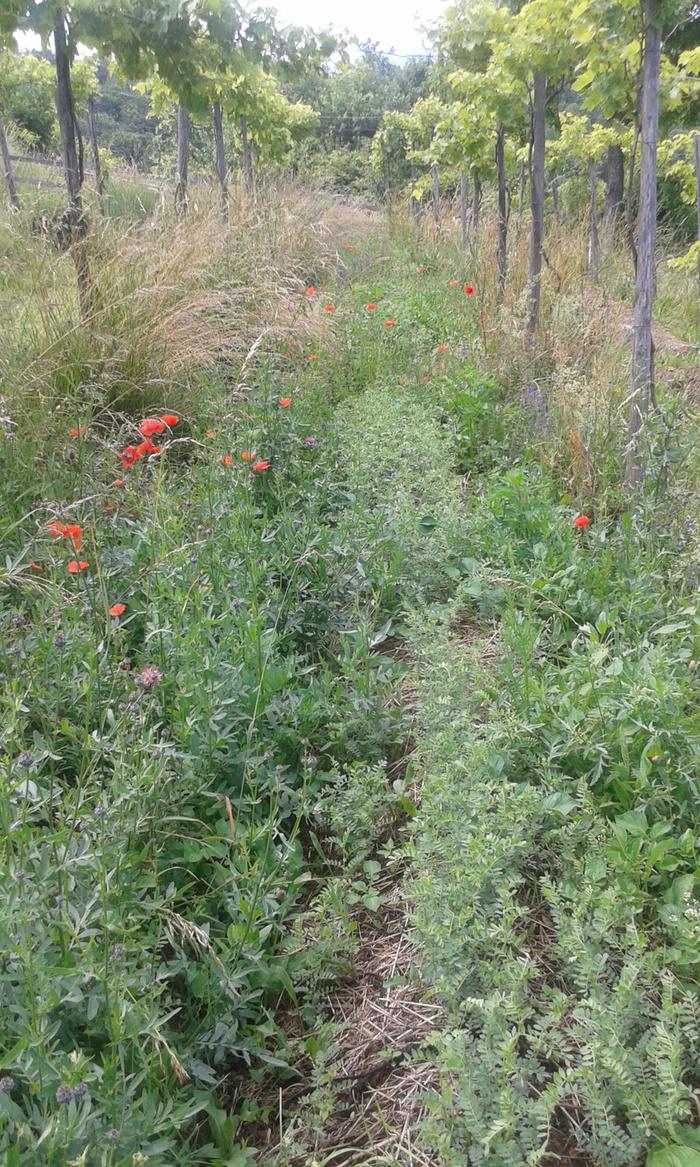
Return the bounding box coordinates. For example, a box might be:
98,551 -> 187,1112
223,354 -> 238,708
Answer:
1,179 -> 372,439
404,195 -> 697,501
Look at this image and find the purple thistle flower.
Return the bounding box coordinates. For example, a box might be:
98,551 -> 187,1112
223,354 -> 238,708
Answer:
134,665 -> 162,690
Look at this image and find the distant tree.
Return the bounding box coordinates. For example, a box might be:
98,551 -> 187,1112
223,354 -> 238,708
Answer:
440,0 -> 527,289
566,0 -> 690,487
0,50 -> 56,151
92,63 -> 158,169
549,113 -> 628,274
287,42 -> 428,154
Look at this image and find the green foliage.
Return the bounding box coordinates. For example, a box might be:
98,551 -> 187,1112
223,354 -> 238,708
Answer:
649,1147 -> 700,1167
1,172 -> 699,1167
668,241 -> 700,274
0,49 -> 56,151
407,459 -> 700,1167
92,59 -> 158,168
333,382 -> 467,604
0,352 -> 414,1163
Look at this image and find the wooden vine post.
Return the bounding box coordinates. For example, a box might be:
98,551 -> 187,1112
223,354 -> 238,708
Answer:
240,113 -> 253,189
526,70 -> 546,342
410,163 -> 421,222
175,105 -> 190,215
496,123 -> 507,290
212,101 -> 228,221
624,0 -> 661,490
0,121 -> 19,209
431,163 -> 440,236
53,8 -> 92,320
85,95 -> 104,204
588,157 -> 599,276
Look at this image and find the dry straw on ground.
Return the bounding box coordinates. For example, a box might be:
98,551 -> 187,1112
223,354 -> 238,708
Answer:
251,880 -> 443,1167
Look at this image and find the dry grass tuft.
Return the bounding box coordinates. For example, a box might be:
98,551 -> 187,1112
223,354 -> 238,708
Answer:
1,180 -> 378,433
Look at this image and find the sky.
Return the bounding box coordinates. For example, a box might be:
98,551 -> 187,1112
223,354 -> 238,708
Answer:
15,0 -> 446,60
265,0 -> 445,59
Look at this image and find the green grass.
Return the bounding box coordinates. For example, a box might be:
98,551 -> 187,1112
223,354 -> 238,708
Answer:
1,199 -> 699,1167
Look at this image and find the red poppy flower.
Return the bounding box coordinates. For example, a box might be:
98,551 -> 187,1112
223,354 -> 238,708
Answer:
108,602 -> 126,617
323,304 -> 334,313
113,478 -> 124,487
134,438 -> 160,458
435,344 -> 447,352
339,242 -> 356,251
384,320 -> 396,327
139,417 -> 165,437
422,374 -> 430,382
448,279 -> 459,286
573,515 -> 590,528
306,353 -> 318,362
64,524 -> 83,550
47,520 -> 83,550
67,560 -> 89,573
417,265 -> 425,273
69,426 -> 86,438
306,286 -> 315,296
464,284 -> 475,296
28,559 -> 43,571
366,303 -> 377,311
252,460 -> 270,472
206,428 -> 216,439
241,450 -> 257,461
160,414 -> 179,428
120,445 -> 138,467
278,398 -> 292,408
219,454 -> 233,465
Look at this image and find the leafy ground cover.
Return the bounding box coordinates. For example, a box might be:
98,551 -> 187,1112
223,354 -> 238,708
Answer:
1,200 -> 699,1167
